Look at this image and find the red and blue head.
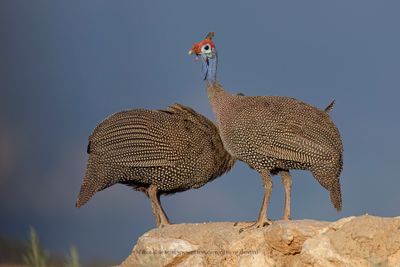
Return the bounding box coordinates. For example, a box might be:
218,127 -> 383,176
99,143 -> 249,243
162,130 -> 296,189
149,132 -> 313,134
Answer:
188,32 -> 217,84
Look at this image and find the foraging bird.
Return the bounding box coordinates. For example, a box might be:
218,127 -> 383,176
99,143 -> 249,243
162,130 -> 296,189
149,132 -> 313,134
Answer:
189,33 -> 343,231
76,103 -> 235,227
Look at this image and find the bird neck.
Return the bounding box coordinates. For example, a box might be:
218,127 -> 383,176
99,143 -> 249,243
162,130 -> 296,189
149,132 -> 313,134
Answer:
201,50 -> 235,122
207,82 -> 233,121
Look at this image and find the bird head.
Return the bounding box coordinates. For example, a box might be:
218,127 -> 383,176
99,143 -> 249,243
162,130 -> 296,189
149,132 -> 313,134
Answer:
188,32 -> 216,59
188,32 -> 217,83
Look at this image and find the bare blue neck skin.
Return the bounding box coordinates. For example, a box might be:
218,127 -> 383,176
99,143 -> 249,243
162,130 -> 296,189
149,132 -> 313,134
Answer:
200,50 -> 217,84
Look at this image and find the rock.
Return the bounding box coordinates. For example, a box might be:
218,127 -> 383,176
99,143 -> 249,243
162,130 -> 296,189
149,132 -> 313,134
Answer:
124,235 -> 199,267
119,215 -> 400,267
295,215 -> 400,267
263,219 -> 329,255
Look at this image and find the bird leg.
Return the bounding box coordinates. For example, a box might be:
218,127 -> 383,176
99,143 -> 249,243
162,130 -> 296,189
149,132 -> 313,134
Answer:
147,184 -> 170,227
240,170 -> 273,232
280,170 -> 292,220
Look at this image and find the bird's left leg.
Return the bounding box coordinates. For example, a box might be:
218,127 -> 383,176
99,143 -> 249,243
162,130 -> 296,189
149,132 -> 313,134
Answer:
240,169 -> 273,232
280,170 -> 292,220
148,184 -> 170,227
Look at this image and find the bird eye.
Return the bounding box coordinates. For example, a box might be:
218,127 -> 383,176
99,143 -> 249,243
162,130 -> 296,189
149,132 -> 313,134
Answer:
201,44 -> 211,54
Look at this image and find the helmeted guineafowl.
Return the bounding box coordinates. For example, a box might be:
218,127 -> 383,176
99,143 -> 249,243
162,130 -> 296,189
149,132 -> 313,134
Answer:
189,32 -> 343,232
76,103 -> 235,227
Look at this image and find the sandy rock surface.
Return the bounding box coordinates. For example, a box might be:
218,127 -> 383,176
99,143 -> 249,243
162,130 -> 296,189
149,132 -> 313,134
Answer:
119,215 -> 400,267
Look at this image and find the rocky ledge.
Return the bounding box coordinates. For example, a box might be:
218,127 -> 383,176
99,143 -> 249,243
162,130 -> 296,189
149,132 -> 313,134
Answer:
119,215 -> 400,267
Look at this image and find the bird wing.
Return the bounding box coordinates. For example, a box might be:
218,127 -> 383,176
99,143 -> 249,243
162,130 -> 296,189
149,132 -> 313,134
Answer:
167,103 -> 218,132
252,119 -> 334,164
89,110 -> 184,168
229,97 -> 337,164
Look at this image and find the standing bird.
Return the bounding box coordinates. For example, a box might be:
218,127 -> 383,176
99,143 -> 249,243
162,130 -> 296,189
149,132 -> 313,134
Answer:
188,33 -> 343,231
76,103 -> 235,227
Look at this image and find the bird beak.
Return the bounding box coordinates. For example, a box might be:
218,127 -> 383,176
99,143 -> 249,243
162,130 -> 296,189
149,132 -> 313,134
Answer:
188,49 -> 194,55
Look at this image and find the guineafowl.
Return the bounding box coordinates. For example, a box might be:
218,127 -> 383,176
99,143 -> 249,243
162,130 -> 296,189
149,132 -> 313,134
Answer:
76,103 -> 235,227
189,33 -> 343,231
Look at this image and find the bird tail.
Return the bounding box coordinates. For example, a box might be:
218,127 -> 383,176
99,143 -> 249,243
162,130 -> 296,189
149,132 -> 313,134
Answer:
312,167 -> 342,211
329,177 -> 342,211
324,100 -> 335,113
76,155 -> 106,208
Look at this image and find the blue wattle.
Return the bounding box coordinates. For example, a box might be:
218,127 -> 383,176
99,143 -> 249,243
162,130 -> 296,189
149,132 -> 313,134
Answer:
200,51 -> 217,84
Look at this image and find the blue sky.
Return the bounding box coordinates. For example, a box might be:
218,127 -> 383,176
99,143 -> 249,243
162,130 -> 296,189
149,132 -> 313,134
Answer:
1,0 -> 399,264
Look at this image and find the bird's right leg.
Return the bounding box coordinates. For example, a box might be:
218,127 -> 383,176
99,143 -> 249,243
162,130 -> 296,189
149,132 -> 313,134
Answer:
239,170 -> 273,232
147,184 -> 170,227
280,170 -> 292,220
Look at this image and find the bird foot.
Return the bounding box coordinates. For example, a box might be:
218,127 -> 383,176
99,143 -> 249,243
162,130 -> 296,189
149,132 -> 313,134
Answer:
158,222 -> 170,228
238,219 -> 272,233
157,219 -> 171,228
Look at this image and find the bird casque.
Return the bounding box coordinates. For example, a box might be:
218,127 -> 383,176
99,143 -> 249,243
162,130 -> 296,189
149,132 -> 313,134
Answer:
76,104 -> 235,227
189,32 -> 343,232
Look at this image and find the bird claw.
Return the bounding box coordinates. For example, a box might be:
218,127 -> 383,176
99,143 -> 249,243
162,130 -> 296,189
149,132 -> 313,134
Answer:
238,219 -> 272,233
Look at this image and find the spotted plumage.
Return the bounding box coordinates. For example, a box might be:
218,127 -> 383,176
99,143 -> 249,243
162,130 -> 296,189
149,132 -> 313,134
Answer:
76,103 -> 235,227
189,33 -> 343,231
